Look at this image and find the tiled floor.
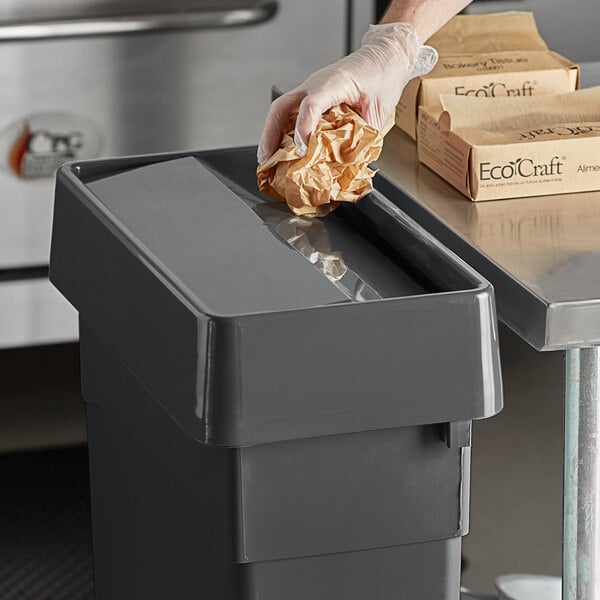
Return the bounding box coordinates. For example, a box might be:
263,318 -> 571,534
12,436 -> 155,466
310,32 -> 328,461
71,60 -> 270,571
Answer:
0,446 -> 93,600
0,329 -> 565,597
0,343 -> 92,598
0,343 -> 86,454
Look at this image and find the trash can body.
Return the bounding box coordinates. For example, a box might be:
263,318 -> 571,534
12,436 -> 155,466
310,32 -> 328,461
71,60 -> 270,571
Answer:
50,147 -> 502,600
84,321 -> 464,600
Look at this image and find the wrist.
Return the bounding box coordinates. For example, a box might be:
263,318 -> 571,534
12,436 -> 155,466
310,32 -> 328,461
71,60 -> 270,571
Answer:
361,22 -> 422,64
360,23 -> 438,83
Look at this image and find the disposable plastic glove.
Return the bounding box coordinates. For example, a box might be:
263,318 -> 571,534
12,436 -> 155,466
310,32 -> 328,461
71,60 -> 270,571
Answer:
257,22 -> 438,164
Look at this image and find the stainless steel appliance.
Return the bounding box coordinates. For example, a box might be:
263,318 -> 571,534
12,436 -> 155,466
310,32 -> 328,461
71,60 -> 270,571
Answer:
0,0 -> 352,348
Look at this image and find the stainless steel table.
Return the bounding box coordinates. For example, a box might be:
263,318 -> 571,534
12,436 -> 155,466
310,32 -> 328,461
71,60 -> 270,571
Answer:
376,105 -> 600,599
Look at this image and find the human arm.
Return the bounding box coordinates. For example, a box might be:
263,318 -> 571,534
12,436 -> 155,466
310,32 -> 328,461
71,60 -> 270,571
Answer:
379,0 -> 472,41
257,0 -> 472,164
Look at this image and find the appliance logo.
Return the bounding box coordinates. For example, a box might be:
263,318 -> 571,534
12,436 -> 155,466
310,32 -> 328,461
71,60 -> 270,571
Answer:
479,156 -> 564,181
454,81 -> 535,97
0,112 -> 102,181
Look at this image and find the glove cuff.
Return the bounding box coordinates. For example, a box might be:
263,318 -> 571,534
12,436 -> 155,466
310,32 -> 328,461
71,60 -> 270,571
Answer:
361,22 -> 438,81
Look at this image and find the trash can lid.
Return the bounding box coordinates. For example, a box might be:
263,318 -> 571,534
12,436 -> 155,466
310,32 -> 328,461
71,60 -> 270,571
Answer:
82,154 -> 433,316
51,147 -> 503,446
86,156 -> 351,315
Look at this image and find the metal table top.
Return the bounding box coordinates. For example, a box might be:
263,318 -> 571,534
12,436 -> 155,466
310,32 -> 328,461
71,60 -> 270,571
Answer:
376,63 -> 600,351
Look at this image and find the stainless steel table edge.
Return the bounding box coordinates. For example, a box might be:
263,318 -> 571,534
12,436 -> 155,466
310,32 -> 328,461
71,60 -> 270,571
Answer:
373,173 -> 551,351
546,302 -> 600,351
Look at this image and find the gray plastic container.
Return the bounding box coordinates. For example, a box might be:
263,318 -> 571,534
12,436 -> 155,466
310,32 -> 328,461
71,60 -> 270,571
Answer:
50,147 -> 503,600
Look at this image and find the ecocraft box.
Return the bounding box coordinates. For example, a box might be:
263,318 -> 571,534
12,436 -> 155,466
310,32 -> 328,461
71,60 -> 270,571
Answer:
417,87 -> 600,201
396,12 -> 579,140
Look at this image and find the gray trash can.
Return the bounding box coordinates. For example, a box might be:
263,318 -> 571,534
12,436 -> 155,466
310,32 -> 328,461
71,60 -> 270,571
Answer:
50,147 -> 502,600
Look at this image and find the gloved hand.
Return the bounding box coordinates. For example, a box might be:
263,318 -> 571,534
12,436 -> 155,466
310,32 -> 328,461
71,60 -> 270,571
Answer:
257,22 -> 438,164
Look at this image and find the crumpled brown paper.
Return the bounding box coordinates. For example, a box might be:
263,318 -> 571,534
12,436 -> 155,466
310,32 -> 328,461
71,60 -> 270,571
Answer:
257,103 -> 383,217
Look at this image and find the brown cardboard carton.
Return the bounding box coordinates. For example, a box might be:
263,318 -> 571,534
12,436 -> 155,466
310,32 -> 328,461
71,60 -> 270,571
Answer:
396,12 -> 579,139
427,11 -> 548,54
417,87 -> 600,201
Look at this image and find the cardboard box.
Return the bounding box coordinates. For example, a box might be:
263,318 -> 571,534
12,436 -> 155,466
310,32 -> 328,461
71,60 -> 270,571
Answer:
417,87 -> 600,201
396,12 -> 579,139
426,11 -> 548,54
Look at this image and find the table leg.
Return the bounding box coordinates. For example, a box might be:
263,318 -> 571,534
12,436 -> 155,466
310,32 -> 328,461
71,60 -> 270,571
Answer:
564,347 -> 600,600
